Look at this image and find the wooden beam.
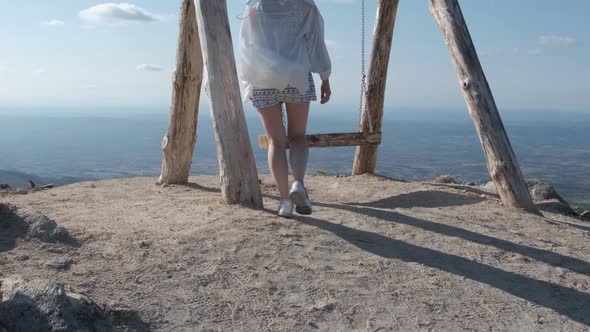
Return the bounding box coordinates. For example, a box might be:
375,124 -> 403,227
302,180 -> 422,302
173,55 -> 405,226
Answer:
158,0 -> 203,185
352,0 -> 400,175
429,0 -> 539,214
258,132 -> 382,149
194,0 -> 263,208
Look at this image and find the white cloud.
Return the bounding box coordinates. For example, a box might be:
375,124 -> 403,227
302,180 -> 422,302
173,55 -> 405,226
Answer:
79,3 -> 162,26
41,19 -> 65,27
136,64 -> 163,72
538,35 -> 577,48
480,47 -> 541,57
512,47 -> 542,56
481,34 -> 578,58
33,67 -> 46,75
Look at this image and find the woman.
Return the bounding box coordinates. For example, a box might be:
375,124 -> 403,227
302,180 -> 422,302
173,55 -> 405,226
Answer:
240,0 -> 332,217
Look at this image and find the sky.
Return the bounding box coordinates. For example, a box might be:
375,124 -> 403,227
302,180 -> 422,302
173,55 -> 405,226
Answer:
0,0 -> 588,116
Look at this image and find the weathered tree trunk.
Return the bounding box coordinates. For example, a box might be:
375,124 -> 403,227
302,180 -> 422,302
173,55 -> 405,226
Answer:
429,0 -> 539,214
158,0 -> 203,185
194,0 -> 263,208
352,0 -> 400,175
258,132 -> 382,149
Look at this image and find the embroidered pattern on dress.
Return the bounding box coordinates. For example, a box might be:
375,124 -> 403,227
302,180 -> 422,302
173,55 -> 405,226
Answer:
251,73 -> 317,108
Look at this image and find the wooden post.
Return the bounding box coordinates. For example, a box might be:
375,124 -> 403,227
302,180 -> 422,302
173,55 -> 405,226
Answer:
194,0 -> 263,208
158,0 -> 203,185
352,0 -> 400,175
429,0 -> 539,214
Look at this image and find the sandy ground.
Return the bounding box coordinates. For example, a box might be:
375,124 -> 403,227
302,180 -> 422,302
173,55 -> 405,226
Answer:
1,174 -> 590,331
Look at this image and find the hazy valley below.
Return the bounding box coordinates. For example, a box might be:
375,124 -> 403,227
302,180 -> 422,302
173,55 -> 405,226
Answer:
1,109 -> 589,210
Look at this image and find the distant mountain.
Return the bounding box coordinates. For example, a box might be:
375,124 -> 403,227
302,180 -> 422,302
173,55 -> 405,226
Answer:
0,170 -> 46,189
0,170 -> 90,189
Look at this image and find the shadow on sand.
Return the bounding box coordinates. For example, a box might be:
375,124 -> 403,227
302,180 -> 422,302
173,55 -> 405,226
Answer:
347,190 -> 485,209
182,182 -> 222,194
316,197 -> 590,277
295,213 -> 590,326
169,184 -> 590,324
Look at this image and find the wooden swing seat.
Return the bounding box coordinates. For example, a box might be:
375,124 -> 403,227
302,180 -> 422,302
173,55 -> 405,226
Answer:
258,132 -> 381,149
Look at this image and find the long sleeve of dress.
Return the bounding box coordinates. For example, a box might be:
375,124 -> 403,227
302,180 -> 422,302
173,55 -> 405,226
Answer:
305,8 -> 332,81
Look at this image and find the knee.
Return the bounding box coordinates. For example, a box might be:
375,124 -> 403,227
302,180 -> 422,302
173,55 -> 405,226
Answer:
268,137 -> 288,151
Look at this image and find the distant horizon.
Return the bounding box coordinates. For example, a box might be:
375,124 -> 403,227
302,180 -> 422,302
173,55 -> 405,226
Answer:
1,106 -> 589,123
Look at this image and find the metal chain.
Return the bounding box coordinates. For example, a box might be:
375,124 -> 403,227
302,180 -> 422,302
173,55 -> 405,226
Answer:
282,103 -> 287,129
357,0 -> 374,134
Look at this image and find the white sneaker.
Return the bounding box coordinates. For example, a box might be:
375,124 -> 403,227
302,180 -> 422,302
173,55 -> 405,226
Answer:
289,181 -> 312,215
278,199 -> 294,218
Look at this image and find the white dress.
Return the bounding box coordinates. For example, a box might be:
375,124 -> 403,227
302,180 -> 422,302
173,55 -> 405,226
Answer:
239,0 -> 332,107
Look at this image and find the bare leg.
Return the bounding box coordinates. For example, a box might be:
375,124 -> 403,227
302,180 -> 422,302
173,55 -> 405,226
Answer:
258,104 -> 289,199
285,102 -> 310,184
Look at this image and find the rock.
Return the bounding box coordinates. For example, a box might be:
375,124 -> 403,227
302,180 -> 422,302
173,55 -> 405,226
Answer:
15,255 -> 29,262
484,180 -> 576,217
0,276 -> 113,332
45,257 -> 73,270
527,180 -> 567,204
0,184 -> 11,190
525,180 -> 577,217
581,211 -> 590,222
434,175 -> 458,184
0,202 -> 79,248
535,199 -> 578,216
25,213 -> 71,243
481,180 -> 569,204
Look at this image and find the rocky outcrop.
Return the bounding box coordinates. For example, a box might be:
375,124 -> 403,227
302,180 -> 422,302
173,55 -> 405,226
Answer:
535,200 -> 578,217
480,180 -> 580,217
0,277 -> 148,332
24,213 -> 71,243
526,180 -> 568,204
0,203 -> 77,246
524,180 -> 579,216
0,277 -> 112,332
